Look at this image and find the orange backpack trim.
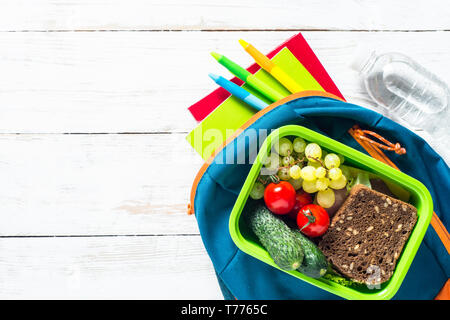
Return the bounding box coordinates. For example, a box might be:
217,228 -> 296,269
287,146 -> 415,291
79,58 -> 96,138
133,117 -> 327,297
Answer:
435,279 -> 450,300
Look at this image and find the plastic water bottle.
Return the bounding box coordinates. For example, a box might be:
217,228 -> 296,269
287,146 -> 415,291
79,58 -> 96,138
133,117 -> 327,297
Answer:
351,49 -> 450,142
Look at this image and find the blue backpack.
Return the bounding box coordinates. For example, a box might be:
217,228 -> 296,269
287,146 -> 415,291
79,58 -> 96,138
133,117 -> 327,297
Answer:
188,92 -> 450,300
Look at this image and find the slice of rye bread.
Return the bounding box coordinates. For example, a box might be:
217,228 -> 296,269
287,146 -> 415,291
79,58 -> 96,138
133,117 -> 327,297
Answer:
318,184 -> 417,284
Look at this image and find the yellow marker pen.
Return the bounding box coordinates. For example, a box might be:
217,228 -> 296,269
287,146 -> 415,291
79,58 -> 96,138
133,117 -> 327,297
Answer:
239,39 -> 305,93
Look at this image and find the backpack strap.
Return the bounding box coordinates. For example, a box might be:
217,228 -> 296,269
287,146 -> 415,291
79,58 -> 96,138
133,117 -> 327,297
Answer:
349,125 -> 450,300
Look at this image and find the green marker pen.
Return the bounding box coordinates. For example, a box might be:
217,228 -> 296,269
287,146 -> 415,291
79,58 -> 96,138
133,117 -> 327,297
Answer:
211,52 -> 286,102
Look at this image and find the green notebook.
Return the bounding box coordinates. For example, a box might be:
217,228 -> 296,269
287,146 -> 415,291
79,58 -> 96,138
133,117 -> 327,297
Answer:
186,47 -> 324,160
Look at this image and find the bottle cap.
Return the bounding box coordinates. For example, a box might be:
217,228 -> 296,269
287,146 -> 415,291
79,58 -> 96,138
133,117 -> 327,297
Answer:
350,45 -> 376,74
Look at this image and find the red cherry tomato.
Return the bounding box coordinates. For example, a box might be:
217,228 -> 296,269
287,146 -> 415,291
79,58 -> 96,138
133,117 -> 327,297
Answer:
264,181 -> 296,215
288,190 -> 313,220
297,204 -> 330,237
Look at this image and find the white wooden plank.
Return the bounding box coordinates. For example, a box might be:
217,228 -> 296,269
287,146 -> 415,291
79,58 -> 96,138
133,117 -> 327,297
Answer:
0,31 -> 448,236
0,235 -> 223,299
0,133 -> 203,236
0,0 -> 449,31
0,31 -> 449,134
0,132 -> 446,238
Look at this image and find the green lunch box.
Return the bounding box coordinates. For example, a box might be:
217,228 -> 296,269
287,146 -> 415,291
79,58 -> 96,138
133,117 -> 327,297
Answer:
228,125 -> 433,300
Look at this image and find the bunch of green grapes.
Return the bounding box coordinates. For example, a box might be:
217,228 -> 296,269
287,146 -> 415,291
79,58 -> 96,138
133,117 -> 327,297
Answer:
250,137 -> 348,206
303,143 -> 347,208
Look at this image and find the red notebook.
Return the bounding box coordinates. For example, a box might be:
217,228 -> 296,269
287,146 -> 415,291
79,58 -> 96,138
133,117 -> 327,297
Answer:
188,33 -> 345,121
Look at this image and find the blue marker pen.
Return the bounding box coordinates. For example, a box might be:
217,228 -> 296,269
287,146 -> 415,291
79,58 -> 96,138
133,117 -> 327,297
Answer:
208,73 -> 269,111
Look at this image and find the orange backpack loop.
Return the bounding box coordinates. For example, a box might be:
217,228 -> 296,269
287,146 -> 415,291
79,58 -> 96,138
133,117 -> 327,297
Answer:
349,124 -> 450,300
352,125 -> 406,155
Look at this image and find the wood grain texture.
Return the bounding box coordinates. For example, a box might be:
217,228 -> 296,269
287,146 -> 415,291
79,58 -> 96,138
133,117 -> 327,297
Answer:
0,31 -> 449,134
0,235 -> 223,299
0,131 -> 446,238
0,133 -> 203,236
0,0 -> 448,299
0,31 -> 448,237
0,0 -> 449,31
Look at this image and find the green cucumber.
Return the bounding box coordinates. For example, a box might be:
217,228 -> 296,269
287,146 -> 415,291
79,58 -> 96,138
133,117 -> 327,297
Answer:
293,230 -> 328,278
245,202 -> 304,271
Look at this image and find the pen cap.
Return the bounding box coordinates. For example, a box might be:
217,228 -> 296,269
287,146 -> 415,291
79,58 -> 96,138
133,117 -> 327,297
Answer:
208,73 -> 220,82
239,39 -> 273,71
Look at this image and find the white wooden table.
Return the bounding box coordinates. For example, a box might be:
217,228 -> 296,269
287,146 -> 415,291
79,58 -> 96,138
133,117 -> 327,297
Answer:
0,0 -> 449,299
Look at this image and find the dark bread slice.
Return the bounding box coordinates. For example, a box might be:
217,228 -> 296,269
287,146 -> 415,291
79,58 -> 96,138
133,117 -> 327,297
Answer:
318,184 -> 417,284
370,178 -> 396,198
